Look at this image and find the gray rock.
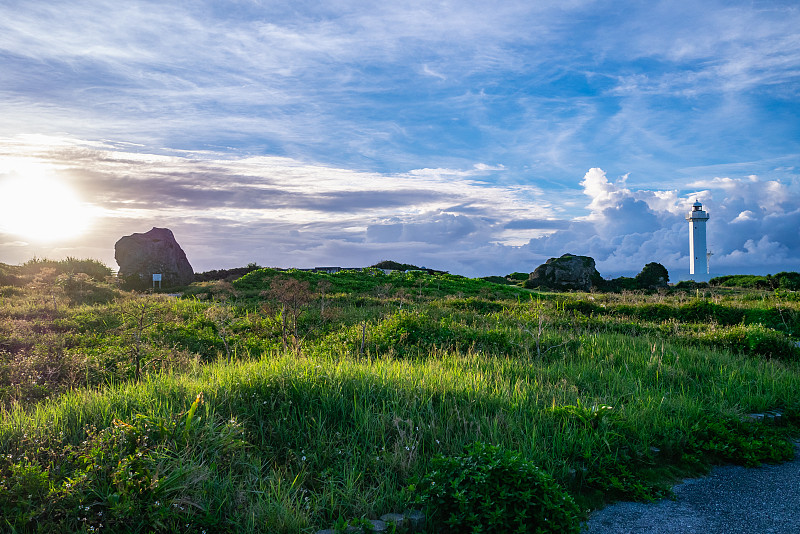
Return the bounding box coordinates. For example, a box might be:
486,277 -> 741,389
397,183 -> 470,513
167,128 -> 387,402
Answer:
115,227 -> 194,289
367,519 -> 387,532
404,509 -> 426,532
380,513 -> 407,528
527,253 -> 602,291
746,410 -> 784,425
316,519 -> 389,534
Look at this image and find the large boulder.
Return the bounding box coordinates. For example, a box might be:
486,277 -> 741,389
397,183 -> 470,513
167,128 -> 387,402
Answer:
526,253 -> 603,291
115,227 -> 194,289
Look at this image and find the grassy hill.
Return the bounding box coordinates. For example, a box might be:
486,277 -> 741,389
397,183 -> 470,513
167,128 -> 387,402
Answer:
2,262 -> 800,533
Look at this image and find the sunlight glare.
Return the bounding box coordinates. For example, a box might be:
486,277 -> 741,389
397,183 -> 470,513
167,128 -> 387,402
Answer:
0,173 -> 93,242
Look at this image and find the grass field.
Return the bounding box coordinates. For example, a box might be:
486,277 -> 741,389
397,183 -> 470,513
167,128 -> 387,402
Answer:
2,260 -> 799,533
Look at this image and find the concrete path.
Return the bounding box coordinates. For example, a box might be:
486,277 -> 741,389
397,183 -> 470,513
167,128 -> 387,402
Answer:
583,452 -> 800,533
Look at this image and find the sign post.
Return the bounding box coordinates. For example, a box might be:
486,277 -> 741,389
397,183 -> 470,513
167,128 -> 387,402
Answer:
152,274 -> 162,289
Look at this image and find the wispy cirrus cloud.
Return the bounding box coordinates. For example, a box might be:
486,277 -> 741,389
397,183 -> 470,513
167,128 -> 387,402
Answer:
0,135 -> 556,274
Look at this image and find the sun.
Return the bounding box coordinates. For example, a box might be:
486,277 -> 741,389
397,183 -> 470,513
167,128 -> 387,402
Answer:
0,173 -> 93,242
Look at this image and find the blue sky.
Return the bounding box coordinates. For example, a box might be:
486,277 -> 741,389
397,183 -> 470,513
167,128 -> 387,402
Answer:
0,0 -> 798,278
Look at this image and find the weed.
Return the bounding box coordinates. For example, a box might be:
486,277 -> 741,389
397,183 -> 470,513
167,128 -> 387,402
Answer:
551,398 -> 616,430
408,442 -> 581,533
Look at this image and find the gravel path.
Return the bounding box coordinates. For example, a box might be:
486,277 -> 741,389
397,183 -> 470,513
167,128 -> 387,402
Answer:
583,451 -> 800,533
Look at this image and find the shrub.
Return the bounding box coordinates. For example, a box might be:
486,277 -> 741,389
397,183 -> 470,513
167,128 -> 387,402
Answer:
408,443 -> 580,534
602,276 -> 638,291
634,262 -> 669,289
776,272 -> 800,291
1,400 -> 248,533
699,323 -> 799,360
562,299 -> 600,316
774,288 -> 800,302
687,418 -> 796,467
365,311 -> 515,358
709,272 -> 800,290
0,262 -> 24,286
21,257 -> 112,282
481,275 -> 513,285
613,303 -> 674,322
0,459 -> 52,526
678,300 -> 717,322
673,280 -> 709,290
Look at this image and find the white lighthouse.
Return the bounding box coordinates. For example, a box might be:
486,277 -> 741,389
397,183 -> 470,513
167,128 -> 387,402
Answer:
686,200 -> 710,278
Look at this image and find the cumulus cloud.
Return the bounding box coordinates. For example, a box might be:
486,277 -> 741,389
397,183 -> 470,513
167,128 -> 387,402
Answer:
527,168 -> 800,278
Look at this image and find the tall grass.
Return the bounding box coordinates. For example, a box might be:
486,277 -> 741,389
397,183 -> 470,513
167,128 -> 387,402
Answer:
2,268 -> 800,532
3,331 -> 799,532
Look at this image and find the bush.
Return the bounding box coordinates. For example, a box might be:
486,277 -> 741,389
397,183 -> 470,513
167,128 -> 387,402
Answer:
21,257 -> 112,282
673,280 -> 709,290
613,303 -> 673,322
687,418 -> 796,467
678,300 -> 745,325
562,299 -> 601,316
634,262 -> 669,289
0,263 -> 24,286
699,324 -> 799,360
1,400 -> 248,533
602,276 -> 638,292
481,275 -> 513,285
194,264 -> 263,282
364,311 -> 515,358
776,272 -> 800,291
408,443 -> 580,534
709,272 -> 800,290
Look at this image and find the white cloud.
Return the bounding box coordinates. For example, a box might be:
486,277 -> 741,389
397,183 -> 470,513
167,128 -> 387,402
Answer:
0,135 -> 554,275
527,168 -> 800,278
732,210 -> 755,222
421,64 -> 446,80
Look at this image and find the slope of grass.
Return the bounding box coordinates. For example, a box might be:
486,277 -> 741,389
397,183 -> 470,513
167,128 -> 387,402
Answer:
1,264 -> 800,532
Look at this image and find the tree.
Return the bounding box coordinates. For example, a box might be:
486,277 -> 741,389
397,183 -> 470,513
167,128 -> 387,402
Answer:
266,277 -> 312,353
28,267 -> 61,312
117,295 -> 175,380
634,262 -> 669,289
317,279 -> 332,316
205,303 -> 236,360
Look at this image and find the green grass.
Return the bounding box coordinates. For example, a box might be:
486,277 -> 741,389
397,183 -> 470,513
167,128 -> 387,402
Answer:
1,264 -> 800,532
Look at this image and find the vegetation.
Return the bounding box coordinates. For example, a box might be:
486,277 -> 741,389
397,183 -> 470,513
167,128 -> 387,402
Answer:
1,260 -> 800,533
711,271 -> 800,291
370,260 -> 447,275
194,262 -> 263,283
409,442 -> 581,533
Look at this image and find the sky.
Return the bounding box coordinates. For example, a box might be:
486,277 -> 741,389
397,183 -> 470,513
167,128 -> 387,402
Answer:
0,0 -> 798,279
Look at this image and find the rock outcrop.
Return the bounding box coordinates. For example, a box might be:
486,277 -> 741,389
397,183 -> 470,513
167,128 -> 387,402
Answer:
115,227 -> 194,289
526,253 -> 603,291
